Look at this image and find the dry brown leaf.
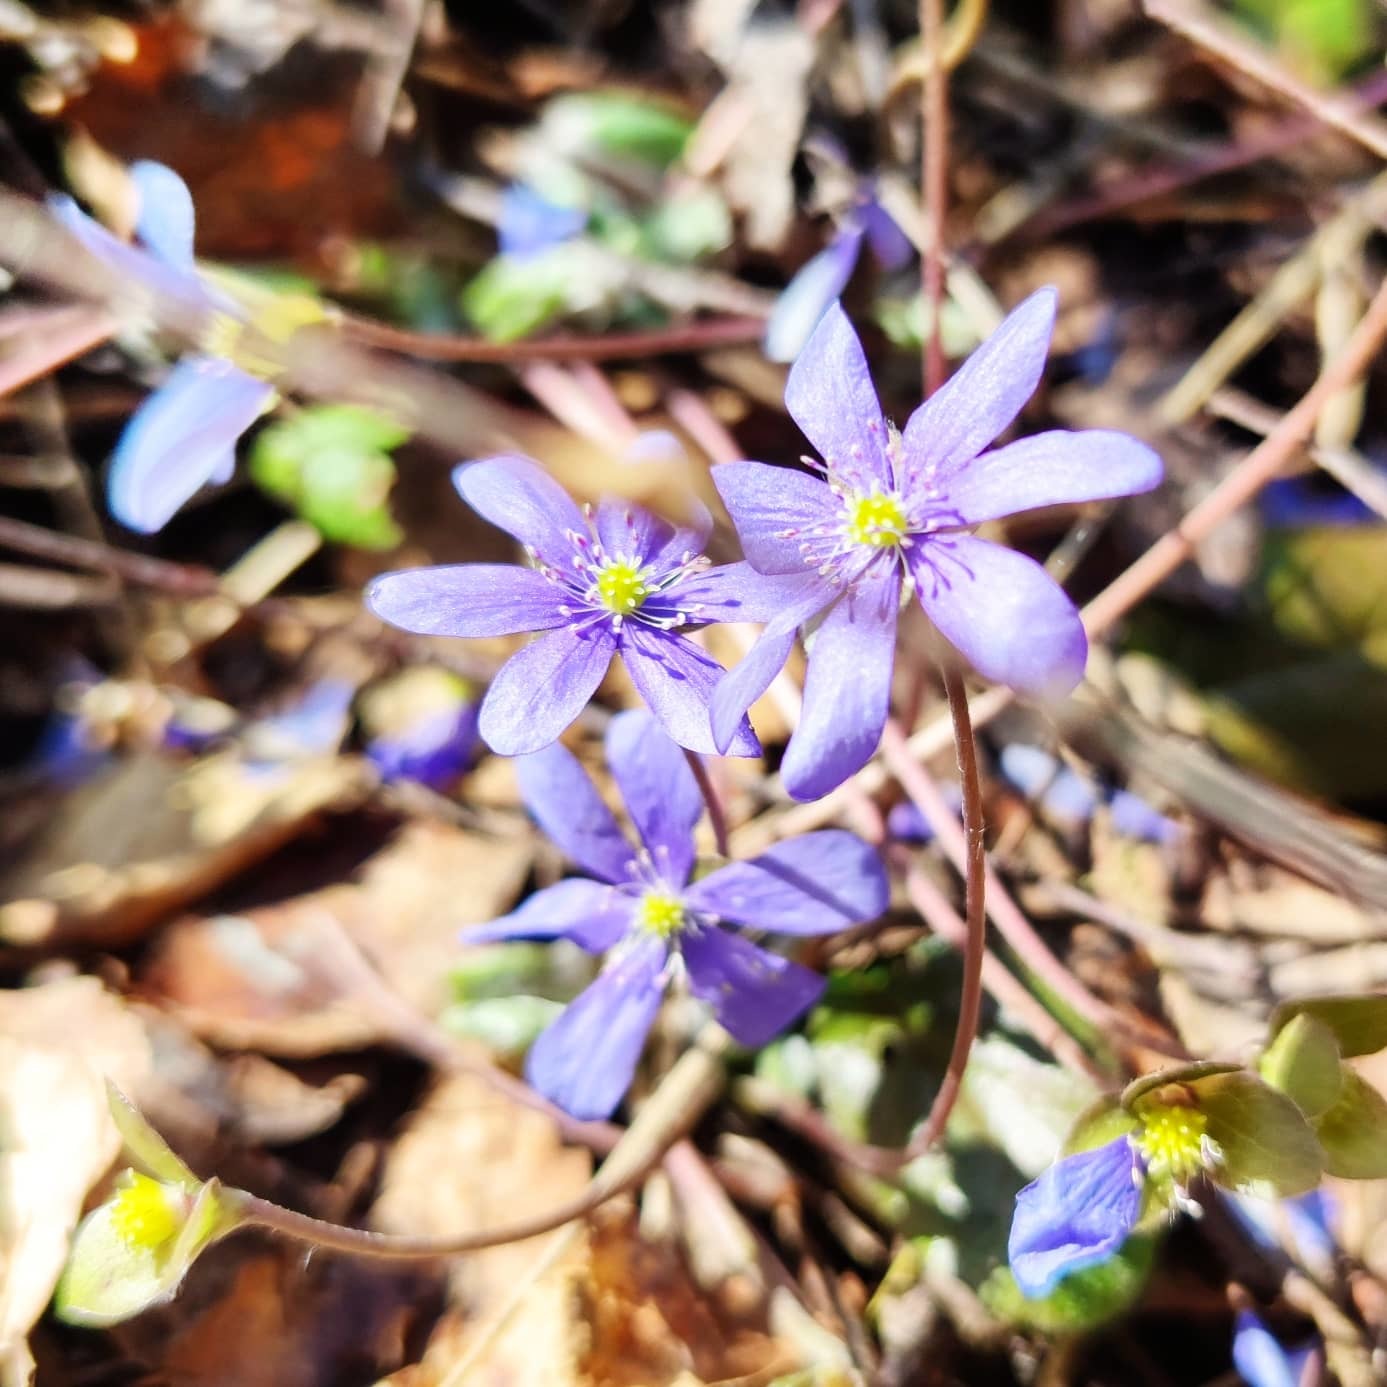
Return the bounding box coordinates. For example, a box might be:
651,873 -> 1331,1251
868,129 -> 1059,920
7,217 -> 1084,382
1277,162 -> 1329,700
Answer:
0,752 -> 374,949
0,978 -> 151,1386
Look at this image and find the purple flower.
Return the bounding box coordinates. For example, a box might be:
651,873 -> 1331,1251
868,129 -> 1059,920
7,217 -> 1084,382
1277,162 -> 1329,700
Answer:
1232,1311 -> 1315,1387
50,162 -> 273,534
765,187 -> 912,363
497,185 -> 587,258
712,290 -> 1164,801
1107,789 -> 1181,846
366,455 -> 793,756
999,744 -> 1099,828
1008,1135 -> 1145,1298
466,709 -> 888,1119
362,670 -> 480,789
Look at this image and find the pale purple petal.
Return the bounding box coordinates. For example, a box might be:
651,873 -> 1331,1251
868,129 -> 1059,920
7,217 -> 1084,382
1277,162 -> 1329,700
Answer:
901,287 -> 1057,483
366,564 -> 566,638
130,161 -> 196,269
479,623 -> 616,754
515,736 -> 635,883
1232,1312 -> 1311,1387
780,570 -> 900,802
911,535 -> 1086,699
525,937 -> 667,1119
784,302 -> 893,492
497,185 -> 586,258
941,430 -> 1163,526
606,708 -> 701,886
621,626 -> 759,757
862,198 -> 913,271
645,564 -> 820,627
108,357 -> 271,533
708,576 -> 835,754
48,194 -> 204,307
453,456 -> 587,565
464,878 -> 633,952
594,497 -> 711,572
687,830 -> 887,935
712,461 -> 838,575
1008,1136 -> 1143,1298
764,225 -> 864,364
682,926 -> 824,1047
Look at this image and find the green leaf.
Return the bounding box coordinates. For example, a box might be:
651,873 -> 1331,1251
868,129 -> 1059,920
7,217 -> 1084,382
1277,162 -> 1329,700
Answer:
544,91 -> 692,166
1271,994 -> 1387,1058
1189,1071 -> 1324,1196
250,405 -> 407,549
1258,1013 -> 1344,1117
439,995 -> 562,1058
54,1175 -> 238,1327
1313,1068 -> 1387,1179
460,249 -> 578,342
1062,1098 -> 1137,1156
643,186 -> 731,263
982,1235 -> 1156,1332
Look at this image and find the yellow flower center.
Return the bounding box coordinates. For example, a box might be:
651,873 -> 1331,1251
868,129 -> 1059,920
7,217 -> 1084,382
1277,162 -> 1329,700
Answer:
845,491 -> 908,548
109,1173 -> 182,1251
636,890 -> 686,939
202,294 -> 329,380
1134,1104 -> 1207,1182
595,559 -> 650,616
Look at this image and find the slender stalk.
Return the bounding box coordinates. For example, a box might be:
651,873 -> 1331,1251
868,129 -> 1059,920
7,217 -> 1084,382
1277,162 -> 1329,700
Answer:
227,1035 -> 728,1261
684,747 -> 731,858
881,698 -> 985,1158
920,0 -> 950,398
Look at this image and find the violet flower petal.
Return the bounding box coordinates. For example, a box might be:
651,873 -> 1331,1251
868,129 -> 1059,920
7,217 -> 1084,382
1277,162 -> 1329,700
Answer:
453,455 -> 587,565
525,937 -> 668,1120
944,429 -> 1164,526
129,160 -> 196,269
708,577 -> 836,754
497,185 -> 586,258
862,197 -> 914,271
1232,1312 -> 1311,1387
621,625 -> 759,758
479,623 -> 616,755
465,878 -> 634,953
108,357 -> 272,533
366,703 -> 478,788
911,535 -> 1086,699
781,570 -> 900,802
785,302 -> 894,492
901,287 -> 1056,480
646,563 -> 817,627
764,224 -> 865,364
365,564 -> 568,638
606,709 -> 702,886
711,461 -> 840,576
687,829 -> 887,934
593,496 -> 711,572
514,735 -> 636,885
1108,789 -> 1180,845
1008,1135 -> 1144,1298
683,926 -> 825,1047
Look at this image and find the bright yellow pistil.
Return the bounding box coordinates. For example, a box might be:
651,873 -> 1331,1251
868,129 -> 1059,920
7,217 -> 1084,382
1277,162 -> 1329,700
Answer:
636,890 -> 686,939
109,1173 -> 182,1251
595,559 -> 650,616
845,491 -> 909,548
1134,1104 -> 1208,1182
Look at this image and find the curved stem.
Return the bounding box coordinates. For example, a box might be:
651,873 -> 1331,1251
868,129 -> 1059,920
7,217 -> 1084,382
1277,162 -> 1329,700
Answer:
228,1036 -> 728,1261
684,748 -> 731,859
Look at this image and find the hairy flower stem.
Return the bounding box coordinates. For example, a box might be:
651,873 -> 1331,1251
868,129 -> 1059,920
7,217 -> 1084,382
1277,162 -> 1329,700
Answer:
226,1032 -> 729,1261
683,746 -> 731,859
881,693 -> 985,1159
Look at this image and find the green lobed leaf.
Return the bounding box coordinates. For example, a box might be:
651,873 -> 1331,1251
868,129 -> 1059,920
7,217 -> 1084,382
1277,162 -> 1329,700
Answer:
1258,1012 -> 1344,1118
1189,1071 -> 1324,1196
1270,994 -> 1387,1058
981,1235 -> 1156,1332
1313,1068 -> 1387,1179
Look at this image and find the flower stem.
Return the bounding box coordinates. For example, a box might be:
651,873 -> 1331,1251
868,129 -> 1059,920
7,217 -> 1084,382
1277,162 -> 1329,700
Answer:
227,1033 -> 728,1261
684,747 -> 731,858
920,0 -> 950,398
881,685 -> 986,1160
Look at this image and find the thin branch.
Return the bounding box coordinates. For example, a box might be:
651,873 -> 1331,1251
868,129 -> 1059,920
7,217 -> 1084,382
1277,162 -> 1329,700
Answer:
684,748 -> 731,859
